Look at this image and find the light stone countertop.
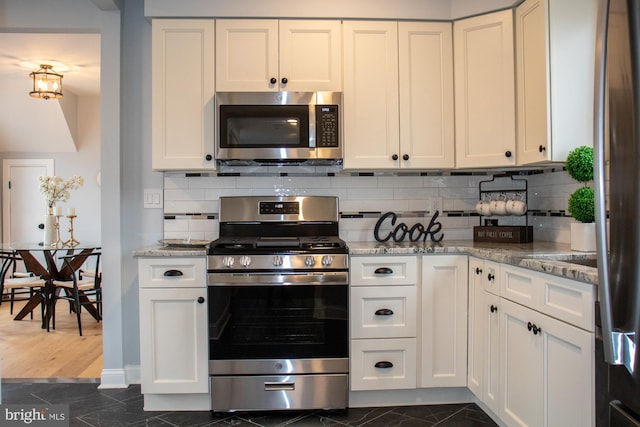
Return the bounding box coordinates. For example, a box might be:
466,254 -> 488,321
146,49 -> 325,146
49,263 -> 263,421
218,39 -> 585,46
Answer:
347,240 -> 598,285
133,240 -> 598,285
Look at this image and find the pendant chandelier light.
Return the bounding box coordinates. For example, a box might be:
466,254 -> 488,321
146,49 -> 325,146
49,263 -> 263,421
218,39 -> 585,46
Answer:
29,64 -> 63,99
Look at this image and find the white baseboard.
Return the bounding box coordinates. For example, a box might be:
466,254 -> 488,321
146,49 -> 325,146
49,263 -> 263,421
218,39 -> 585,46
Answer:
98,368 -> 129,389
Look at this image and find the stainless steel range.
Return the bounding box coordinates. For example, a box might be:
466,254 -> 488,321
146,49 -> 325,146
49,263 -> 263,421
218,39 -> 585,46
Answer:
207,196 -> 349,412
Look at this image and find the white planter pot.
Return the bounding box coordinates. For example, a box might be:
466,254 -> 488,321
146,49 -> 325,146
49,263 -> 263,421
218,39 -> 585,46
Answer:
571,222 -> 596,252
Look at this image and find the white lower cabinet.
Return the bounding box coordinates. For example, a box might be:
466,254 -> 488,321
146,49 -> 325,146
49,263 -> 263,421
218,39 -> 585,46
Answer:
350,254 -> 468,392
467,257 -> 501,415
138,257 -> 210,409
350,255 -> 418,391
500,298 -> 594,427
420,255 -> 468,387
468,259 -> 595,427
139,287 -> 209,393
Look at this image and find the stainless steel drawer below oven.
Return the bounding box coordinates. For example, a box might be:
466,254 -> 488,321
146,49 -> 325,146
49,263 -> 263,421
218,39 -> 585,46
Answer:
210,374 -> 348,412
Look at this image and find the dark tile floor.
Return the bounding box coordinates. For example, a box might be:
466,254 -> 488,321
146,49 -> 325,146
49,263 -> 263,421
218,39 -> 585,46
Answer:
1,381 -> 498,426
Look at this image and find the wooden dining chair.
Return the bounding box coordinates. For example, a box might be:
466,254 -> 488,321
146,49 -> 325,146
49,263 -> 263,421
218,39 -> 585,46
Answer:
50,252 -> 102,336
0,251 -> 47,319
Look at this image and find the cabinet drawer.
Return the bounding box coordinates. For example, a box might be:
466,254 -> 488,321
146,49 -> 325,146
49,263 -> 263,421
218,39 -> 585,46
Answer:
350,338 -> 417,390
350,256 -> 417,286
500,264 -> 594,330
537,272 -> 594,331
351,286 -> 417,339
139,257 -> 206,288
500,264 -> 536,307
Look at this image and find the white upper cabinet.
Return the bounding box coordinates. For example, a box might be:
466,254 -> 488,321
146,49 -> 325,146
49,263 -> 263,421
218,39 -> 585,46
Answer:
343,21 -> 454,170
398,22 -> 455,169
343,21 -> 400,170
454,10 -> 516,168
216,19 -> 342,92
152,19 -> 216,170
515,0 -> 598,164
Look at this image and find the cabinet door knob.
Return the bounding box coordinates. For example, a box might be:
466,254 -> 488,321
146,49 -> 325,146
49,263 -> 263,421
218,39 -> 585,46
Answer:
487,273 -> 495,281
392,154 -> 399,160
539,145 -> 546,153
270,77 -> 277,84
402,154 -> 409,161
205,154 -> 213,161
281,77 -> 288,84
374,361 -> 394,369
505,150 -> 512,158
490,304 -> 498,313
164,269 -> 183,277
197,297 -> 205,304
475,267 -> 483,275
375,308 -> 394,316
374,267 -> 393,275
527,322 -> 541,335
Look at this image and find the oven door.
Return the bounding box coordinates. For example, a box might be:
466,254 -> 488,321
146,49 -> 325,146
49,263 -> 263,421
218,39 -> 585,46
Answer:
217,104 -> 312,160
208,272 -> 348,370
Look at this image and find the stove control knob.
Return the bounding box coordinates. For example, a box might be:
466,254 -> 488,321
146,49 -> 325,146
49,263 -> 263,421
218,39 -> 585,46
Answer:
273,255 -> 284,267
239,255 -> 252,267
222,256 -> 235,268
321,255 -> 334,266
305,256 -> 317,267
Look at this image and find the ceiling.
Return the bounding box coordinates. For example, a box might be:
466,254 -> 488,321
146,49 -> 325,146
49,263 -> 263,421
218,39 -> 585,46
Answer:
0,33 -> 101,153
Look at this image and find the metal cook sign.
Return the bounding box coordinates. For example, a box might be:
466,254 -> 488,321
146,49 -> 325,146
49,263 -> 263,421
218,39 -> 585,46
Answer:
373,211 -> 444,243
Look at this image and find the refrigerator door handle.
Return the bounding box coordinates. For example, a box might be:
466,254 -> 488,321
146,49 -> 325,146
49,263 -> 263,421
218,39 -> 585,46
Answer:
594,0 -> 618,367
611,331 -> 637,372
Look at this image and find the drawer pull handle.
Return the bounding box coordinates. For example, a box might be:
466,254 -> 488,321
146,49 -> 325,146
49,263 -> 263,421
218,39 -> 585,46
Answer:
264,382 -> 295,391
374,267 -> 393,275
164,269 -> 184,277
375,308 -> 394,316
375,361 -> 394,369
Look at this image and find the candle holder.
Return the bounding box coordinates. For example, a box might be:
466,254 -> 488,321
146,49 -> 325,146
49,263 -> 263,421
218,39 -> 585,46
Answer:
53,214 -> 64,248
63,215 -> 80,247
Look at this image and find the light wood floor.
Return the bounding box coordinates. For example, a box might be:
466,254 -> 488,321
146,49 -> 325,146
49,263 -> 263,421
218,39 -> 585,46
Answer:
0,297 -> 103,379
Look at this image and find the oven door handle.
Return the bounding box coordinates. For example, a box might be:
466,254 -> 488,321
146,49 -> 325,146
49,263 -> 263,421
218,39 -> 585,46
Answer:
208,271 -> 348,286
264,381 -> 295,391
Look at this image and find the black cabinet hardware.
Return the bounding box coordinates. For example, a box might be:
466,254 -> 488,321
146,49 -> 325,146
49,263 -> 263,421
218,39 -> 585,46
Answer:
281,77 -> 288,84
392,154 -> 399,160
475,267 -> 483,275
505,150 -> 512,158
374,361 -> 393,369
205,154 -> 213,161
403,154 -> 409,161
487,273 -> 495,281
375,308 -> 394,316
374,267 -> 393,275
197,297 -> 205,304
163,269 -> 183,277
527,322 -> 541,335
490,305 -> 498,313
539,145 -> 546,153
270,77 -> 277,84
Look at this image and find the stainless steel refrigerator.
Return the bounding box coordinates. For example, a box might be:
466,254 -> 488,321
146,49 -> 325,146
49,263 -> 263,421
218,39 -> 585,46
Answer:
595,0 -> 640,425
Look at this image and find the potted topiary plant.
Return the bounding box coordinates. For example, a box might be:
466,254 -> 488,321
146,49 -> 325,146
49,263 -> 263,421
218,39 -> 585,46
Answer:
565,146 -> 596,251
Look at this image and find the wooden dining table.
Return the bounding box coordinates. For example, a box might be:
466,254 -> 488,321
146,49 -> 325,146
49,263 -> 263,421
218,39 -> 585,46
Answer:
3,242 -> 101,329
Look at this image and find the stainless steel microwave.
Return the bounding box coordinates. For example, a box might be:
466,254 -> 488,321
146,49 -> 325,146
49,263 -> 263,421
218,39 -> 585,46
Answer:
215,92 -> 341,162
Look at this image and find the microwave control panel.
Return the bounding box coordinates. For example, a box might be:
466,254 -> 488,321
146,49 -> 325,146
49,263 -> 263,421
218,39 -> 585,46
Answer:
316,105 -> 339,148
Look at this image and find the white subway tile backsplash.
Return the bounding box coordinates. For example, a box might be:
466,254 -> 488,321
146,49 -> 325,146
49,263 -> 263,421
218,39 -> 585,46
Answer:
162,169 -> 576,244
